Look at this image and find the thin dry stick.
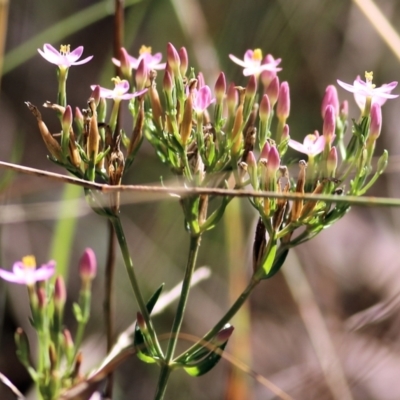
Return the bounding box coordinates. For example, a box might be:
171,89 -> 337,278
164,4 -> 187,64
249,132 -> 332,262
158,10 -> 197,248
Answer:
282,251 -> 354,400
2,161 -> 400,207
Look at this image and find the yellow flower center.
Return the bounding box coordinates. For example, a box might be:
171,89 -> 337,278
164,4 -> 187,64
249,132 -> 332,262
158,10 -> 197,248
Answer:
111,76 -> 122,85
22,255 -> 37,269
252,49 -> 263,61
139,45 -> 152,55
60,44 -> 70,56
306,133 -> 318,143
365,71 -> 376,88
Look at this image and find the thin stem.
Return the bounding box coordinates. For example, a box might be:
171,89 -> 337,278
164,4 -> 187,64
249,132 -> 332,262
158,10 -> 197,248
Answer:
104,219 -> 116,398
174,276 -> 260,363
154,234 -> 201,400
110,216 -> 164,359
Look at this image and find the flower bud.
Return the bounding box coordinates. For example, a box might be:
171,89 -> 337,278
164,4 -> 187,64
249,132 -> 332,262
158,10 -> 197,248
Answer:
282,124 -> 290,141
369,102 -> 382,140
227,82 -> 238,114
79,248 -> 97,282
245,74 -> 257,100
266,76 -> 279,107
323,105 -> 335,141
135,59 -> 148,91
321,85 -> 339,118
37,286 -> 46,310
62,105 -> 72,133
267,146 -> 280,173
246,151 -> 258,190
259,94 -> 271,123
90,85 -> 101,107
178,47 -> 188,76
260,141 -> 271,160
74,107 -> 84,136
54,276 -> 66,309
377,150 -> 388,175
276,81 -> 290,120
340,100 -> 348,120
214,72 -> 226,104
118,47 -> 132,79
163,69 -> 174,94
214,324 -> 234,346
166,43 -> 180,76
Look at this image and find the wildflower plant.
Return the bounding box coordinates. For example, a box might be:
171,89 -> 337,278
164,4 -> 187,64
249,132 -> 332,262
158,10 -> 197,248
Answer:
1,28 -> 397,399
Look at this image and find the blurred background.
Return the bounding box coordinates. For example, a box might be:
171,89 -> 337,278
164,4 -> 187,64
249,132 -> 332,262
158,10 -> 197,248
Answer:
1,0 -> 400,399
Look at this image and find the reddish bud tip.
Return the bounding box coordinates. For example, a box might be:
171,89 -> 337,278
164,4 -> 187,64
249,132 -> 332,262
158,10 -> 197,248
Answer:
260,54 -> 278,89
246,151 -> 257,168
62,105 -> 72,132
178,47 -> 188,76
215,325 -> 234,345
136,312 -> 146,331
260,141 -> 271,160
54,276 -> 66,307
323,105 -> 336,140
214,72 -> 226,103
321,85 -> 339,118
282,124 -> 290,141
370,102 -> 382,140
163,69 -> 174,93
227,82 -> 238,112
79,248 -> 97,281
119,47 -> 132,78
245,74 -> 257,99
265,76 -> 279,107
136,59 -> 149,90
268,146 -> 280,172
166,43 -> 180,75
259,94 -> 271,122
276,81 -> 290,120
340,100 -> 348,120
327,146 -> 338,176
90,85 -> 101,107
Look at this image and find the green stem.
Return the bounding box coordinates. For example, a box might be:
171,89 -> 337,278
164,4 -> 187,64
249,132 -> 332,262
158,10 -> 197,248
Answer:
111,216 -> 163,359
154,234 -> 201,400
57,67 -> 68,108
174,276 -> 260,364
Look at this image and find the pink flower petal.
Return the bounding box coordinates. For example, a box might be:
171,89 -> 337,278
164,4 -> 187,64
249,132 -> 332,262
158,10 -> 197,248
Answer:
228,54 -> 248,68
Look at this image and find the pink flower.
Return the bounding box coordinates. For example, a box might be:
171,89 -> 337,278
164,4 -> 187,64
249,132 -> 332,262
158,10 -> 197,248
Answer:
337,72 -> 398,110
191,85 -> 215,113
0,256 -> 55,285
38,44 -> 93,69
91,77 -> 147,100
288,131 -> 326,157
112,45 -> 166,71
229,49 -> 281,76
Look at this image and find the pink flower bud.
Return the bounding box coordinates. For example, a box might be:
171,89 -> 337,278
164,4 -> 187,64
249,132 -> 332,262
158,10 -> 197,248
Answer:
268,146 -> 280,172
214,72 -> 226,103
178,47 -> 188,76
54,276 -> 66,308
340,100 -> 348,120
90,85 -> 101,107
63,328 -> 74,349
259,94 -> 271,122
214,325 -> 234,346
118,47 -> 132,78
227,82 -> 238,113
282,124 -> 290,141
370,102 -> 382,140
166,43 -> 180,76
62,105 -> 72,132
266,76 -> 279,107
321,85 -> 339,118
74,107 -> 84,133
79,248 -> 97,281
260,141 -> 271,160
163,69 -> 174,94
276,81 -> 290,120
37,286 -> 46,309
135,59 -> 148,90
246,151 -> 257,168
245,74 -> 257,100
323,105 -> 336,140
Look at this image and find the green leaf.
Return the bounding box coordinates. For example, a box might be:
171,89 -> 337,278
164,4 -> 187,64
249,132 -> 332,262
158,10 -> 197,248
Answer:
183,324 -> 233,376
134,284 -> 164,363
73,302 -> 83,322
261,239 -> 277,276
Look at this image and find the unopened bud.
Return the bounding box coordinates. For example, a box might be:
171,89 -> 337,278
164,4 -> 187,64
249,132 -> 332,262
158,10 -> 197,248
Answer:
369,102 -> 382,140
246,151 -> 258,190
118,47 -> 132,79
266,76 -> 279,107
259,94 -> 271,123
166,43 -> 180,76
136,59 -> 148,91
321,85 -> 339,118
62,105 -> 72,133
377,150 -> 388,175
276,81 -> 290,120
323,105 -> 335,141
267,146 -> 280,173
178,47 -> 188,76
340,100 -> 348,120
79,248 -> 97,282
227,82 -> 238,114
282,124 -> 290,141
37,287 -> 46,310
260,141 -> 271,160
214,72 -> 226,104
214,324 -> 234,346
327,146 -> 337,177
163,69 -> 174,94
54,276 -> 66,309
245,74 -> 257,100
74,107 -> 84,136
90,85 -> 101,107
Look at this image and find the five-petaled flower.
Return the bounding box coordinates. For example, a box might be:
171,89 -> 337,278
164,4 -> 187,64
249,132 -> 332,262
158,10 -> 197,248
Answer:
38,44 -> 93,69
112,45 -> 166,71
191,85 -> 215,113
337,72 -> 398,111
0,256 -> 55,285
91,77 -> 148,100
288,131 -> 326,157
229,49 -> 282,76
